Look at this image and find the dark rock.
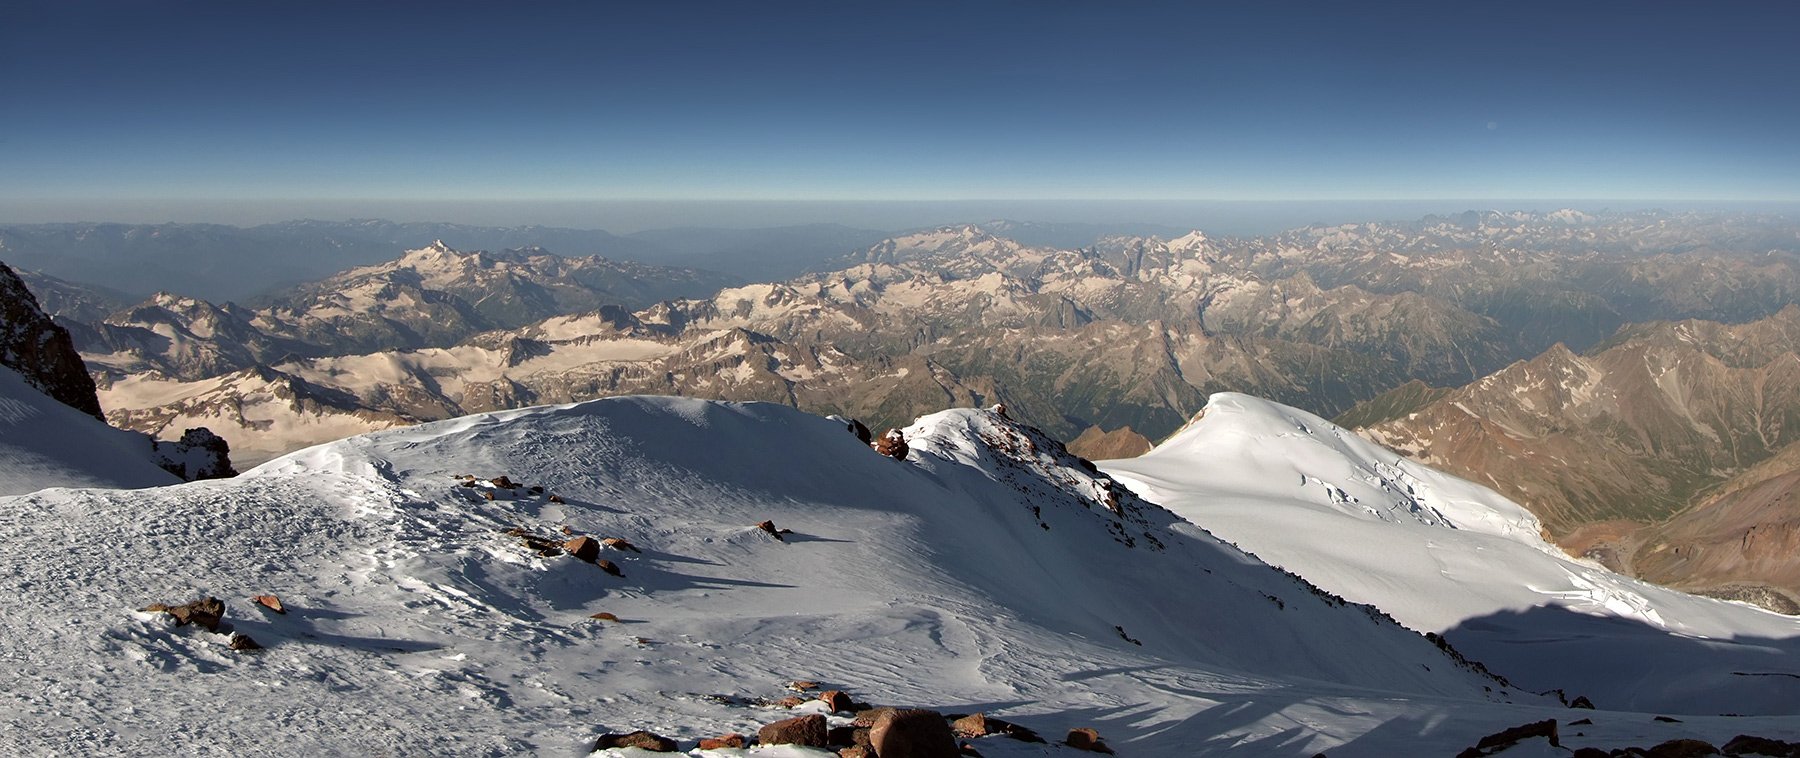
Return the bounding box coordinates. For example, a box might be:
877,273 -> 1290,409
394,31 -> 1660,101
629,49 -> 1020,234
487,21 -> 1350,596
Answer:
759,714 -> 828,747
0,262 -> 104,421
870,708 -> 959,758
1655,716 -> 1684,723
1646,739 -> 1720,757
594,730 -> 677,752
1569,718 -> 1593,726
589,612 -> 619,622
876,429 -> 910,460
828,725 -> 858,746
151,427 -> 238,480
1722,734 -> 1800,756
563,536 -> 599,563
228,633 -> 261,651
1065,727 -> 1114,753
818,689 -> 854,712
1572,749 -> 1612,758
491,476 -> 518,489
548,494 -> 564,504
1570,695 -> 1596,709
697,734 -> 748,750
848,418 -> 873,445
756,519 -> 787,541
596,559 -> 623,577
165,597 -> 226,632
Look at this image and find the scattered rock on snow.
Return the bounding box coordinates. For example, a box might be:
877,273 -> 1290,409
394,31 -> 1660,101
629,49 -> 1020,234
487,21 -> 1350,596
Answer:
596,559 -> 623,577
589,612 -> 619,622
563,536 -> 600,563
1064,727 -> 1114,754
697,733 -> 748,750
593,730 -> 677,752
601,537 -> 641,553
868,708 -> 959,758
251,594 -> 286,614
548,494 -> 564,504
877,429 -> 909,460
759,713 -> 828,747
755,519 -> 792,541
817,689 -> 855,712
228,633 -> 261,651
1722,734 -> 1800,756
788,680 -> 820,691
1456,719 -> 1559,757
950,713 -> 1040,742
162,597 -> 226,632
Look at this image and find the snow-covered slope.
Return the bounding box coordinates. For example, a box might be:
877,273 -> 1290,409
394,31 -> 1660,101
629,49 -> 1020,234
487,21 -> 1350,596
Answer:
1104,393 -> 1800,715
0,365 -> 178,494
0,395 -> 1569,756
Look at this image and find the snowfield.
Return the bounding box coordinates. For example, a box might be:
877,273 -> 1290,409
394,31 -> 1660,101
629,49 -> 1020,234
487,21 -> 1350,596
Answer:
0,365 -> 178,495
1104,393 -> 1800,716
1,393 -> 1796,755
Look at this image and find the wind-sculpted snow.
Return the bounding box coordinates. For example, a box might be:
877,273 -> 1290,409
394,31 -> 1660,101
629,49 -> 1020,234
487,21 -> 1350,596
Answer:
0,365 -> 179,494
0,394 -> 1581,756
1106,393 -> 1800,715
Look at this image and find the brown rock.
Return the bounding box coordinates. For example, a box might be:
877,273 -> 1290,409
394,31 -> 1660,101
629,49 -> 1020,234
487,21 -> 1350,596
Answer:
594,730 -> 677,752
788,680 -> 821,691
548,494 -> 564,504
776,695 -> 807,708
953,713 -> 1022,738
818,689 -> 855,712
852,707 -> 897,727
166,597 -> 226,632
870,708 -> 959,758
759,713 -> 828,747
491,476 -> 518,489
1646,739 -> 1720,757
140,603 -> 170,613
560,525 -> 574,535
252,594 -> 286,614
839,747 -> 871,758
228,633 -> 261,651
876,429 -> 910,460
757,520 -> 785,541
602,537 -> 642,553
589,612 -> 619,622
697,733 -> 748,750
563,536 -> 600,562
483,490 -> 497,501
1065,727 -> 1114,753
597,559 -> 624,577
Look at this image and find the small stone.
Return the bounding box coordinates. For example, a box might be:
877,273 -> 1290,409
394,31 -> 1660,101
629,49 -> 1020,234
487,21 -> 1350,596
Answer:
560,525 -> 574,535
870,708 -> 959,758
482,490 -> 496,501
788,680 -> 821,691
548,494 -> 564,504
589,612 -> 619,622
759,713 -> 828,747
1065,727 -> 1113,754
776,695 -> 807,708
228,633 -> 261,651
252,594 -> 286,614
1654,715 -> 1683,723
818,689 -> 854,712
491,476 -> 517,489
602,537 -> 642,552
594,730 -> 677,752
697,733 -> 748,750
563,536 -> 600,563
597,559 -> 623,577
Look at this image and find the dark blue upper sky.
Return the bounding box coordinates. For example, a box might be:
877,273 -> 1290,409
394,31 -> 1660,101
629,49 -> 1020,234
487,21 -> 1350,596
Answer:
4,0 -> 1798,221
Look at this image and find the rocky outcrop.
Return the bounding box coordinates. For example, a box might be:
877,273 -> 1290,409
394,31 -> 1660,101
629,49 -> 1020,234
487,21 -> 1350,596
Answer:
868,708 -> 959,758
0,260 -> 104,421
151,427 -> 238,480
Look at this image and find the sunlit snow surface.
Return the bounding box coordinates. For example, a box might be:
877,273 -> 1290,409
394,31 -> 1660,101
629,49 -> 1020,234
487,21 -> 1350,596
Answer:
1,394 -> 1796,755
1105,392 -> 1800,715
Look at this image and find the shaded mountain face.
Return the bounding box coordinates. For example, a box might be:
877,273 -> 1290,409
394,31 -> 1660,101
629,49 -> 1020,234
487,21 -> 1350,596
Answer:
0,260 -> 105,421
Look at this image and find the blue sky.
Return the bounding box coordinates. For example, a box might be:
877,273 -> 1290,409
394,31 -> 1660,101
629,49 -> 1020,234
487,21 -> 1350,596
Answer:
3,1 -> 1798,222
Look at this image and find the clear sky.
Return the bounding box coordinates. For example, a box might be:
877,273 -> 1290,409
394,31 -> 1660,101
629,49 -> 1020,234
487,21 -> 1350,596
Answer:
3,1 -> 1798,224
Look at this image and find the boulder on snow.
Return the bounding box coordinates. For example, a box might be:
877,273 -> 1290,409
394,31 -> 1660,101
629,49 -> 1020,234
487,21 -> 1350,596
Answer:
589,612 -> 619,622
548,494 -> 565,504
1456,719 -> 1559,757
594,730 -> 677,752
161,597 -> 226,632
817,689 -> 855,712
563,536 -> 599,563
151,427 -> 237,481
1064,727 -> 1114,754
950,713 -> 1041,742
490,476 -> 518,489
1722,734 -> 1800,756
759,713 -> 828,747
1569,695 -> 1595,709
869,709 -> 959,758
227,633 -> 261,651
601,537 -> 641,553
251,594 -> 286,614
788,679 -> 821,691
596,559 -> 623,577
1643,739 -> 1720,757
876,429 -> 909,460
697,733 -> 748,750
775,695 -> 808,708
756,519 -> 790,541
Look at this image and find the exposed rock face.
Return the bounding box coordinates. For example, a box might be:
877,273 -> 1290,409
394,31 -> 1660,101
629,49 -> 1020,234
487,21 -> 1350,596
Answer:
877,429 -> 909,460
0,260 -> 104,421
758,713 -> 828,747
868,709 -> 958,758
151,427 -> 237,480
562,536 -> 599,563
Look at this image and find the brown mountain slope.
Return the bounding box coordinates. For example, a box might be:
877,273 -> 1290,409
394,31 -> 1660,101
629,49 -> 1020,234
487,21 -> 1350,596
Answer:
1357,306 -> 1800,537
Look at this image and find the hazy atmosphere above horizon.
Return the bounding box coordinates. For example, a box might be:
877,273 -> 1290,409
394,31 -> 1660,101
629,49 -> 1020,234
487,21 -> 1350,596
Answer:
4,1 -> 1798,228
